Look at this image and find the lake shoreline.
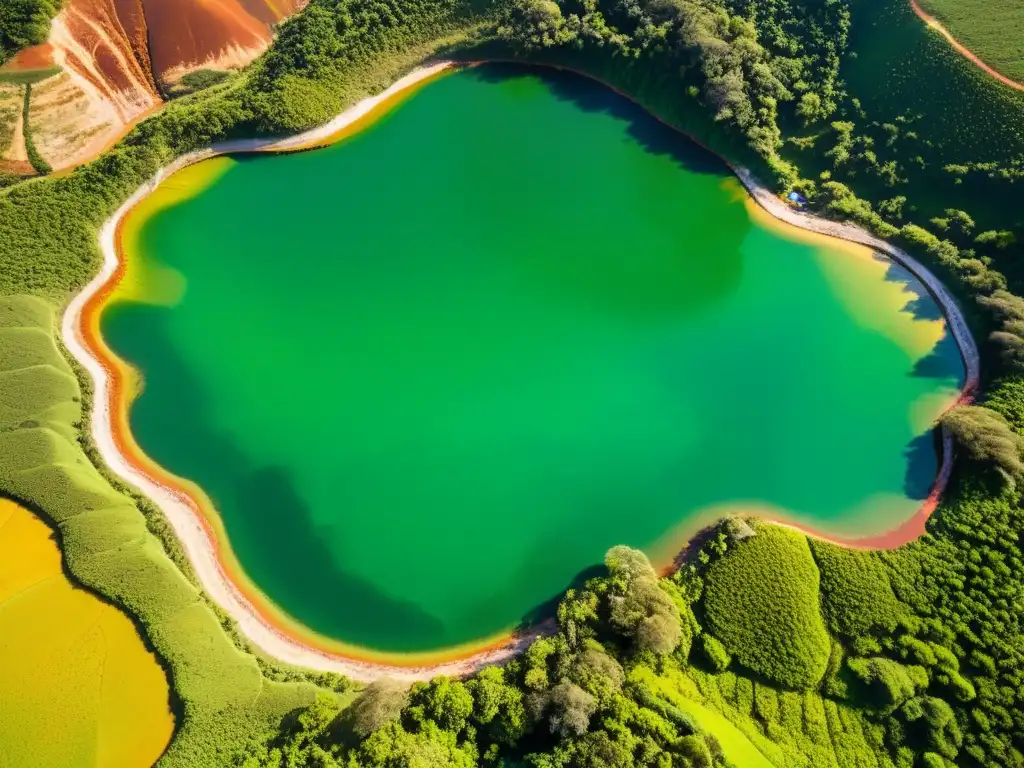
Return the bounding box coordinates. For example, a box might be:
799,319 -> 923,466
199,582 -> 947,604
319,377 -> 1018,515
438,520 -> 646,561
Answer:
62,58 -> 978,681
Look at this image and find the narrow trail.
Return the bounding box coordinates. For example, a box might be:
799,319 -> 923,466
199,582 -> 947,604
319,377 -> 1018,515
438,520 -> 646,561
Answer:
62,59 -> 979,682
909,0 -> 1024,92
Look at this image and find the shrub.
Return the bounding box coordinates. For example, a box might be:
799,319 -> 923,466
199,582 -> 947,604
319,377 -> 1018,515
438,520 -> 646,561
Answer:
703,525 -> 831,689
940,405 -> 1024,486
699,634 -> 731,672
847,657 -> 920,712
810,540 -> 909,638
347,679 -> 410,738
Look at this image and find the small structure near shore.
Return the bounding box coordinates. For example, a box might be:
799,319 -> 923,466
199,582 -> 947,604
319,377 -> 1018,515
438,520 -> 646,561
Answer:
786,191 -> 808,209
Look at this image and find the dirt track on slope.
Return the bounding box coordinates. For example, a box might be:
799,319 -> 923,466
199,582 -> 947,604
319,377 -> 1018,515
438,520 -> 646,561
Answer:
910,0 -> 1024,92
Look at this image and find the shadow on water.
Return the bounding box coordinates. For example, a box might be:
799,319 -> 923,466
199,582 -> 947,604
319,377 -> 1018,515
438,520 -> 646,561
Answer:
912,330 -> 964,382
468,63 -> 727,179
882,260 -> 945,322
876,259 -> 964,502
103,304 -> 449,651
878,259 -> 965,383
517,563 -> 608,631
903,432 -> 941,499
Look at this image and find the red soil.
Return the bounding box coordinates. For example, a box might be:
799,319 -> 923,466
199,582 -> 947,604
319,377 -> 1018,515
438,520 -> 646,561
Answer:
4,43 -> 55,71
910,0 -> 1024,92
141,0 -> 307,81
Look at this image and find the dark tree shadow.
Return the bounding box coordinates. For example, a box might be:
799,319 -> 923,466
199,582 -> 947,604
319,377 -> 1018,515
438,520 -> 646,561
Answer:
467,63 -> 726,178
903,431 -> 940,499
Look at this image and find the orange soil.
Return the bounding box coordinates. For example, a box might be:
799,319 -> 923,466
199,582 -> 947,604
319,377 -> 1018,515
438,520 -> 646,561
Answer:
4,43 -> 55,70
910,0 -> 1024,92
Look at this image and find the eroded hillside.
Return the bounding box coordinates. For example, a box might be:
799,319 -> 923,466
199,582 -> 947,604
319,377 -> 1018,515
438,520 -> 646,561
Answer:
0,0 -> 306,171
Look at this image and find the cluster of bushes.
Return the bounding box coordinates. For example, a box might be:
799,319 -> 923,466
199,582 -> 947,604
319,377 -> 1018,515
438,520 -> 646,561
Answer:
701,526 -> 832,689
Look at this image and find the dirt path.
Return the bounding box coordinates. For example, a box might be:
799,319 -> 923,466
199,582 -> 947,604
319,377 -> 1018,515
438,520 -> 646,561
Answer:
0,88 -> 34,176
910,0 -> 1024,92
62,59 -> 979,682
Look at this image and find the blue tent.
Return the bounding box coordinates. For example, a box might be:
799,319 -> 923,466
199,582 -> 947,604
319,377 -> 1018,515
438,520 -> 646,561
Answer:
787,191 -> 808,207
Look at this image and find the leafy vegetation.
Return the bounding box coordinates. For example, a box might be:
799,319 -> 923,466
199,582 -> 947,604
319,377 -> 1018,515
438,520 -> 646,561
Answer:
0,0 -> 60,66
915,0 -> 1024,83
702,525 -> 832,689
21,82 -> 49,173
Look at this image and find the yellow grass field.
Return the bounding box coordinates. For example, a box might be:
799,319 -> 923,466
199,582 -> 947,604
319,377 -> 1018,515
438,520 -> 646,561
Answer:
0,498 -> 174,768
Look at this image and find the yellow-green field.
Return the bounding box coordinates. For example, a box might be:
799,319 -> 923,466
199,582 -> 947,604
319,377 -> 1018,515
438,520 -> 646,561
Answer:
0,498 -> 174,768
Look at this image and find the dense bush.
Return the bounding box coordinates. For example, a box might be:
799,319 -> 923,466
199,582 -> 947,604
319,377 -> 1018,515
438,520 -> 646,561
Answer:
810,540 -> 910,638
702,525 -> 832,689
940,405 -> 1024,487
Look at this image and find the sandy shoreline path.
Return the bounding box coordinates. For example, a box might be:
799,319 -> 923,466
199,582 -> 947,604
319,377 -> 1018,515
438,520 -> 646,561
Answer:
62,59 -> 979,682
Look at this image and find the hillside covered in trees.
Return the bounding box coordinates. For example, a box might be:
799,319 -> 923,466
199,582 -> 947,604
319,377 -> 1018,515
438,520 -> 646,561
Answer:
1,0 -> 1023,766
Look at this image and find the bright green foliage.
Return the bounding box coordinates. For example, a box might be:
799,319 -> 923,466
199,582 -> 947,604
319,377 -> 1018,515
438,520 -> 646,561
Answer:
699,634 -> 731,673
605,547 -> 683,655
464,666 -> 526,745
408,677 -> 473,733
703,526 -> 831,689
21,84 -> 49,174
847,657 -> 923,713
352,721 -> 478,768
810,540 -> 910,638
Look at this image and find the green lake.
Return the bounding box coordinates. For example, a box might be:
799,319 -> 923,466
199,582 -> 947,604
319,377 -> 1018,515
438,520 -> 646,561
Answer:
101,65 -> 965,654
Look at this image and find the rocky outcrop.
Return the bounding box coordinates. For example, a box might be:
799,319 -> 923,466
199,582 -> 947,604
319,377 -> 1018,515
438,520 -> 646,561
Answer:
0,0 -> 307,171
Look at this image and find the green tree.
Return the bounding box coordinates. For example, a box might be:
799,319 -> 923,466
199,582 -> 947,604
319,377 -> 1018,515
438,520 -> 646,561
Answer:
347,679 -> 410,738
940,405 -> 1024,487
548,680 -> 597,739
